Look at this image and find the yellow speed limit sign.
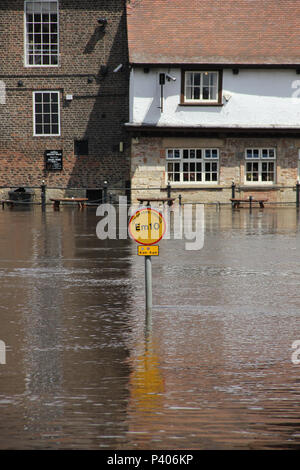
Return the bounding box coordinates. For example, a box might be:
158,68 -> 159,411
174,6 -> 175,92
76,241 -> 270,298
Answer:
129,208 -> 166,246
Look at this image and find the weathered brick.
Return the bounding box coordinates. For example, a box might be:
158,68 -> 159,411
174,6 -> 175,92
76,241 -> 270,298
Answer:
0,0 -> 130,190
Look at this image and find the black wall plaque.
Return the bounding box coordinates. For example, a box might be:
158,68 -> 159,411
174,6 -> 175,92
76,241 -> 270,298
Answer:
45,150 -> 63,171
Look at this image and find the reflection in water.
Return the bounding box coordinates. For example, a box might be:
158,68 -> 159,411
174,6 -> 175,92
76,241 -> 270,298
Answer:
0,206 -> 299,449
23,211 -> 64,444
129,333 -> 164,414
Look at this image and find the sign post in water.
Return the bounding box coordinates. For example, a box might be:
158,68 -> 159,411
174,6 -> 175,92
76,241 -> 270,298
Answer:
129,208 -> 166,315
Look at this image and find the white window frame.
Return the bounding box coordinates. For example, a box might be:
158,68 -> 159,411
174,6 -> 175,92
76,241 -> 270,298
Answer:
184,71 -> 219,104
245,148 -> 276,184
33,91 -> 61,137
166,148 -> 219,185
24,0 -> 59,67
298,149 -> 300,181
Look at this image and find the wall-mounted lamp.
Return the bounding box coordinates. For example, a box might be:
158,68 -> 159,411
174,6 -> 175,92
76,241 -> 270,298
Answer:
223,92 -> 232,102
113,64 -> 123,73
232,68 -> 239,75
98,17 -> 107,27
65,94 -> 73,101
158,73 -> 165,113
17,80 -> 24,87
159,73 -> 166,85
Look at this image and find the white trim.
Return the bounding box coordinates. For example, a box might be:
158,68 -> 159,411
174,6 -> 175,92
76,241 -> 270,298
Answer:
33,90 -> 61,137
184,71 -> 219,104
244,148 -> 276,184
24,0 -> 59,68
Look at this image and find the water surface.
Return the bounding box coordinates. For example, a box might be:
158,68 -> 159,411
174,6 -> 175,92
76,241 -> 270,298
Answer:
0,205 -> 299,449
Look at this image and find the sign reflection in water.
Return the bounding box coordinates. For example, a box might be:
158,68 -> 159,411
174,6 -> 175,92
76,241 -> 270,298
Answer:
0,207 -> 299,449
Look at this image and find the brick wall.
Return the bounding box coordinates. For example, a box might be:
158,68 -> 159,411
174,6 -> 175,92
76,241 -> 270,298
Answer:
0,0 -> 130,193
131,135 -> 300,204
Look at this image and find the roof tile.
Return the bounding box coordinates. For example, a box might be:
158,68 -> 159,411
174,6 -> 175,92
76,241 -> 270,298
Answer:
127,0 -> 300,64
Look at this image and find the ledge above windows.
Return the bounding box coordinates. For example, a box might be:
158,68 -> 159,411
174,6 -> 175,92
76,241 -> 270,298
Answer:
180,69 -> 223,106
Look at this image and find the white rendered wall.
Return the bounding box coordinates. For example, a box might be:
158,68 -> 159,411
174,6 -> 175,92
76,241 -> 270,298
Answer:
129,68 -> 300,128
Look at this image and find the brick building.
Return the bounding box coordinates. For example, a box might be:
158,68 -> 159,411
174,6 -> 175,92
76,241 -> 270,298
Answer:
0,0 -> 130,200
126,0 -> 300,204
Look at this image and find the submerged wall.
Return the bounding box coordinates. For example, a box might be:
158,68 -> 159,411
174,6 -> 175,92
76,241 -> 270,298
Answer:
131,136 -> 300,204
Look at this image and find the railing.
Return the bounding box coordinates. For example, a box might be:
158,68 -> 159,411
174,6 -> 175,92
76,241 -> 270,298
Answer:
230,181 -> 300,207
133,181 -> 300,206
1,181 -> 300,208
0,183 -> 131,209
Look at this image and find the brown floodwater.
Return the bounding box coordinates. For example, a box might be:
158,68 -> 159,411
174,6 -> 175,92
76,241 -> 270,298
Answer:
0,204 -> 299,450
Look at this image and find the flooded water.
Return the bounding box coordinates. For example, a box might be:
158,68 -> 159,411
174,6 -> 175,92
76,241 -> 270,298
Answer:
0,204 -> 299,450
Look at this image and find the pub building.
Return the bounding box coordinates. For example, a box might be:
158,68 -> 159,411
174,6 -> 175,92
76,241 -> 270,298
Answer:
126,0 -> 300,205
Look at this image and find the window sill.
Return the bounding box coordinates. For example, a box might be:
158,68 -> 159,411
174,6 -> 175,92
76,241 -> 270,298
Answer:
240,185 -> 278,191
33,134 -> 61,138
179,102 -> 224,107
163,184 -> 222,190
25,65 -> 60,68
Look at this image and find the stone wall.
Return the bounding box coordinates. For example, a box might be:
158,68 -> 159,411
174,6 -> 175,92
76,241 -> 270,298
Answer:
131,135 -> 300,204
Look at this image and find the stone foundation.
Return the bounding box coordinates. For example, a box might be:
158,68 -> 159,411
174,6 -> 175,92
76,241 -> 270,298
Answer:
131,136 -> 300,205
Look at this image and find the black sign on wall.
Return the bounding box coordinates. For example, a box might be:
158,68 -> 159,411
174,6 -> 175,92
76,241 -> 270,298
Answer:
45,150 -> 63,171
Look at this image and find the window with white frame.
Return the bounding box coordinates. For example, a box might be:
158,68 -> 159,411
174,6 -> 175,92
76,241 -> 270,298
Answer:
33,91 -> 60,135
183,71 -> 220,103
166,148 -> 219,183
245,148 -> 276,183
25,1 -> 59,66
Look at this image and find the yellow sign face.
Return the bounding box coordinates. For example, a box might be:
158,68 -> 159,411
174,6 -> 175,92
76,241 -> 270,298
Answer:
138,245 -> 159,256
129,208 -> 166,245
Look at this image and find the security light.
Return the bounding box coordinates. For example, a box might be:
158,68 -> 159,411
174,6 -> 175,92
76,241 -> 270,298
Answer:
98,18 -> 107,26
113,64 -> 123,73
166,73 -> 176,82
223,92 -> 232,102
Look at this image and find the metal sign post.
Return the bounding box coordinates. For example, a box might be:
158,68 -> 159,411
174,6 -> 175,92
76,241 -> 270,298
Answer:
128,208 -> 166,316
145,255 -> 152,315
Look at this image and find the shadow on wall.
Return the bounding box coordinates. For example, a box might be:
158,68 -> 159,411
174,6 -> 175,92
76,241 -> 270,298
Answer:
83,25 -> 106,54
66,6 -> 130,189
